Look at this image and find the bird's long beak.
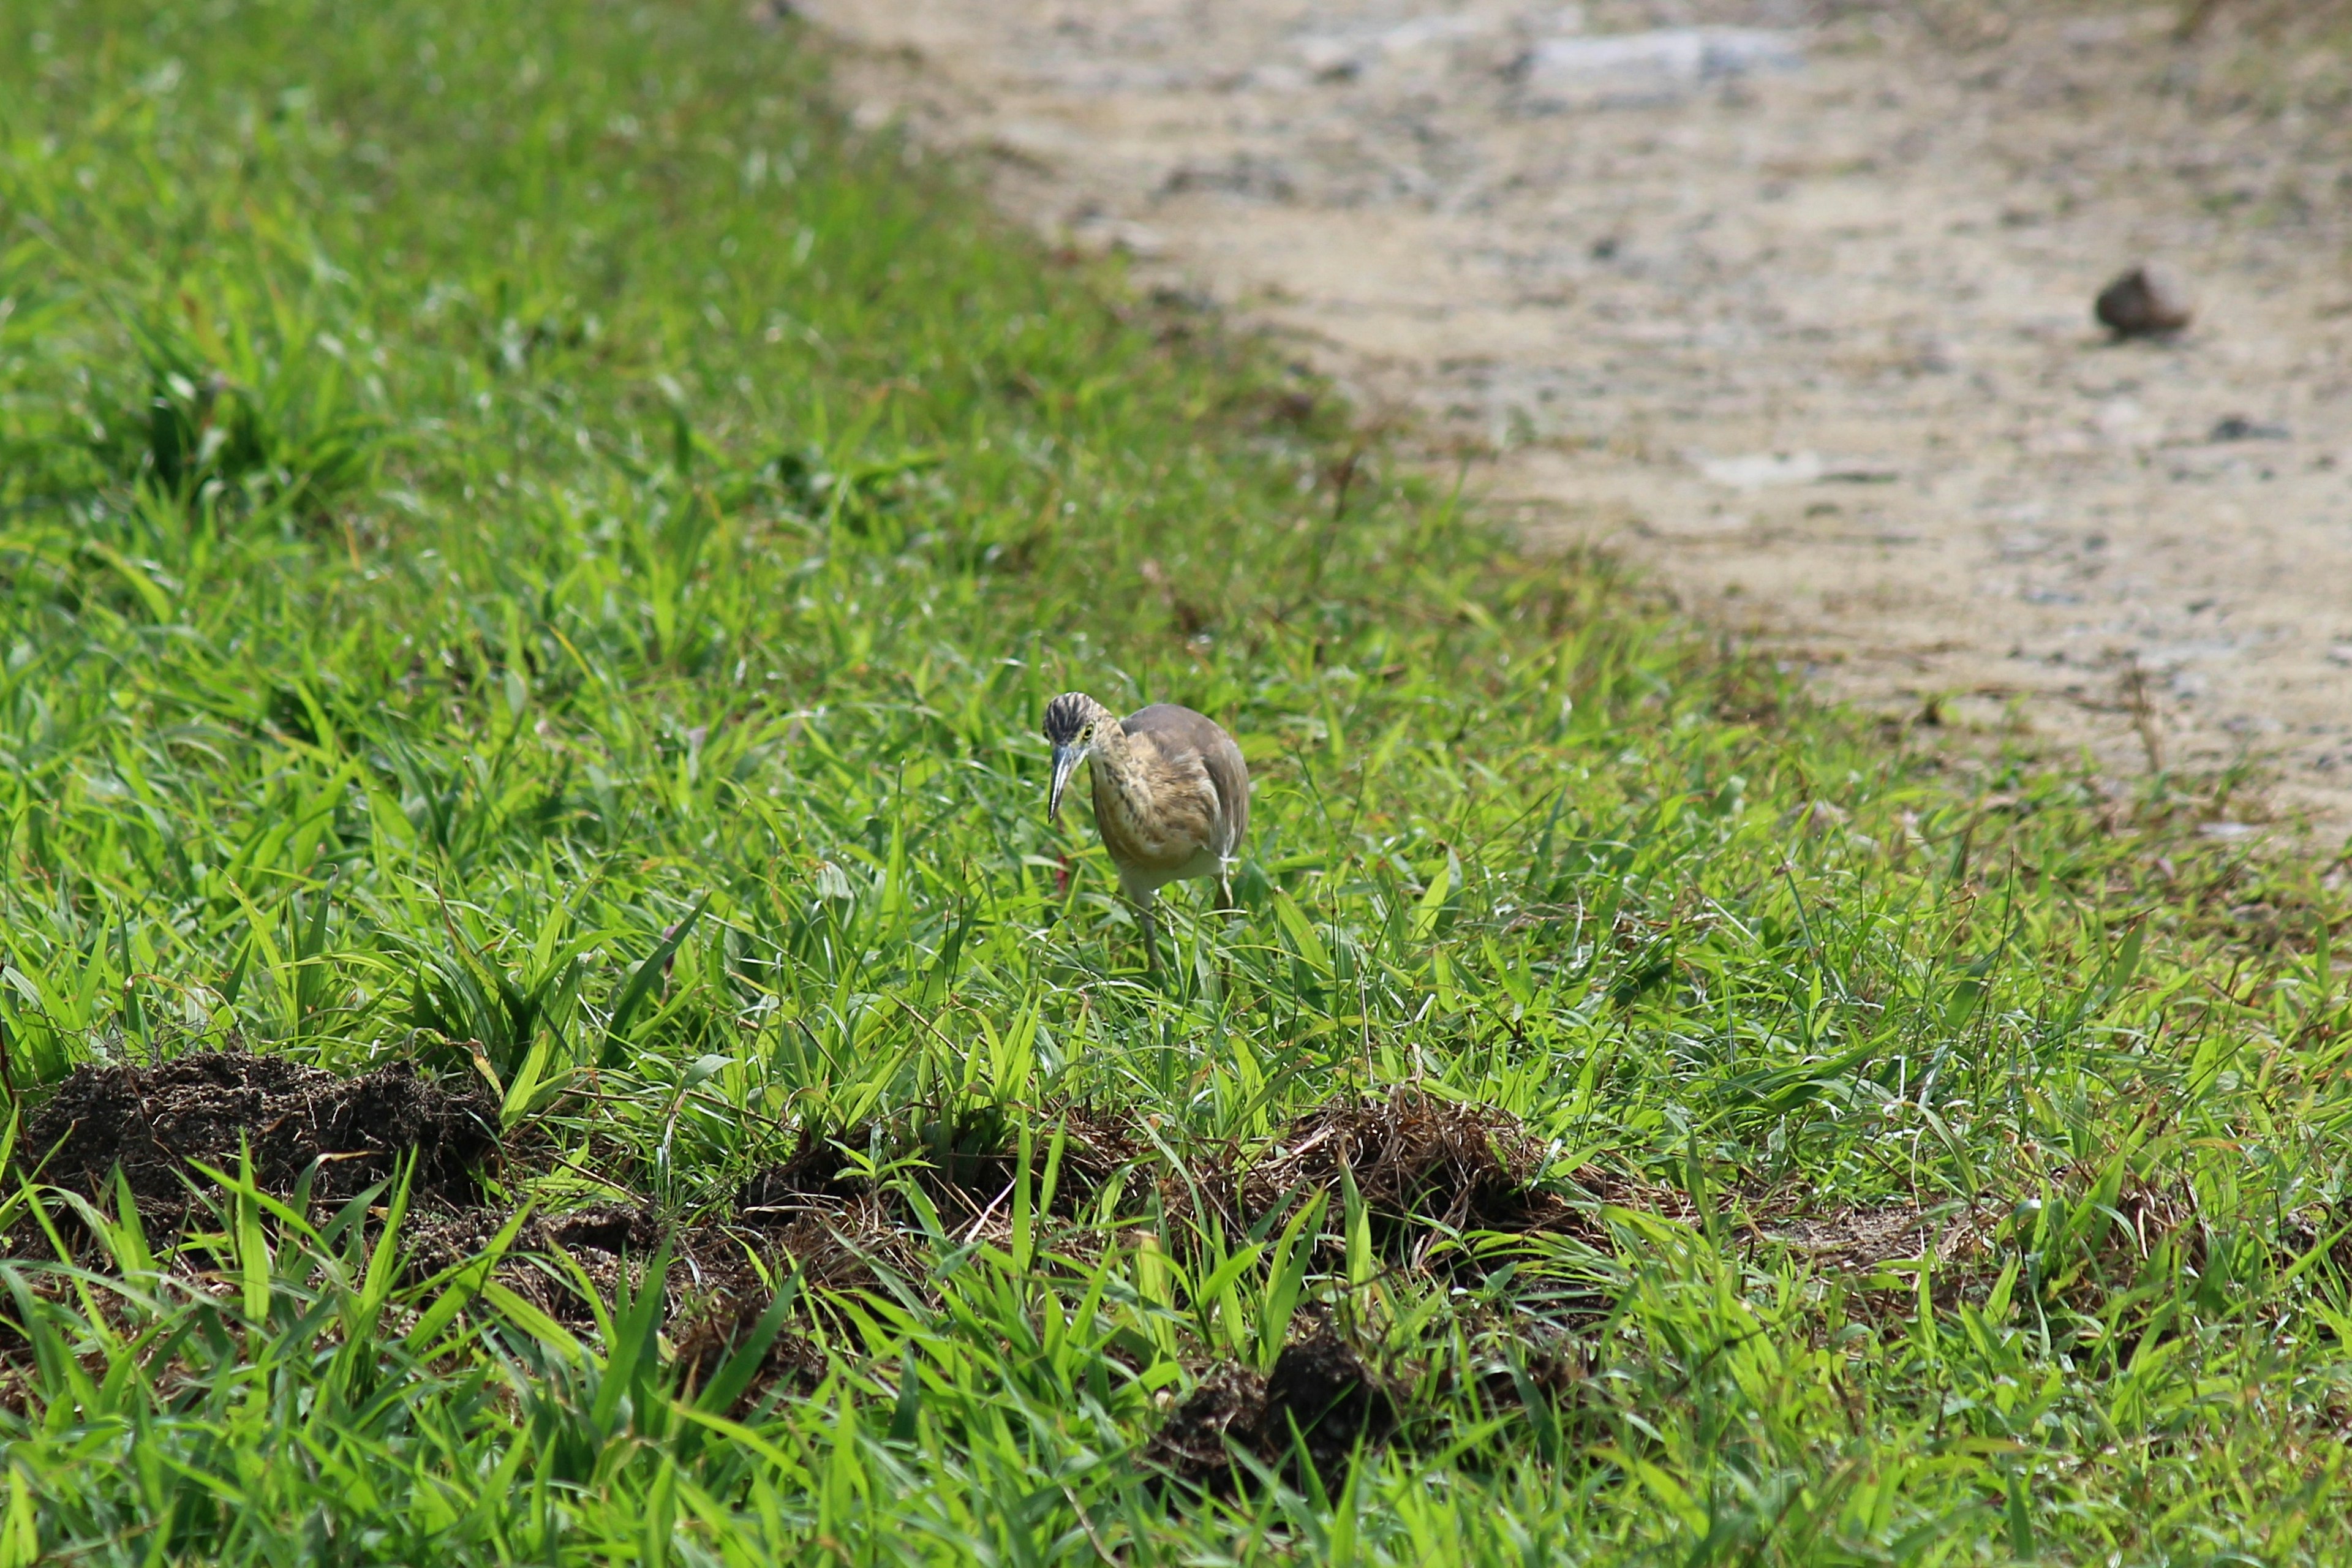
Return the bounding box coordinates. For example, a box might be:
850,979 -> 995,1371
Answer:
1048,743 -> 1083,824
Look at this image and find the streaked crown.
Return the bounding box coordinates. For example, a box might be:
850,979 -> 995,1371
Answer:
1042,692 -> 1110,747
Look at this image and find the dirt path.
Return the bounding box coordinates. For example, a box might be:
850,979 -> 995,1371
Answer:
805,1 -> 2352,837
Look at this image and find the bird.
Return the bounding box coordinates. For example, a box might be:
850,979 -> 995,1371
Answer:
1041,691 -> 1248,972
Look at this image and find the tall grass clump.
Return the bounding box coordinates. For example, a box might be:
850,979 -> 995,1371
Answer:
2,0 -> 2350,1561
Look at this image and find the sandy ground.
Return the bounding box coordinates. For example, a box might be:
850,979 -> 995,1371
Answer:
802,0 -> 2352,837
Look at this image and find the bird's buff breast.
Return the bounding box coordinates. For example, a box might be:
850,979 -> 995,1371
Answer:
1089,754 -> 1221,887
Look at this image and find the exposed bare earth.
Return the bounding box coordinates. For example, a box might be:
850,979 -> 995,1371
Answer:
803,0 -> 2352,836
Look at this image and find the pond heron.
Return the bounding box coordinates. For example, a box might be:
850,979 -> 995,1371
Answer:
1042,692 -> 1248,971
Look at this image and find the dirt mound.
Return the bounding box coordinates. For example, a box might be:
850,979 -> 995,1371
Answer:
401,1201 -> 656,1276
916,1106 -> 1141,1219
1755,1199 -> 1998,1276
401,1201 -> 671,1326
734,1193 -> 927,1303
737,1106 -> 1142,1227
542,1203 -> 666,1258
402,1200 -> 826,1408
1145,1330 -> 1396,1494
1145,1363 -> 1267,1491
1243,1088 -> 1575,1251
736,1128 -> 876,1215
673,1284 -> 829,1415
20,1051 -> 499,1223
1469,1341 -> 1593,1413
729,1127 -> 949,1298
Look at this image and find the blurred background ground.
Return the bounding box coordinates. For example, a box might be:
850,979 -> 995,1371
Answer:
808,0 -> 2352,843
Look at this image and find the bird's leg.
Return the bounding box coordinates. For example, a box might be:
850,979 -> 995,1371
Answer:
1136,892 -> 1159,974
1205,880 -> 1235,998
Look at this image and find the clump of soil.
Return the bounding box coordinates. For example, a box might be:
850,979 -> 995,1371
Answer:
729,1129 -> 933,1302
915,1105 -> 1140,1219
1145,1330 -> 1396,1494
733,1184 -> 929,1302
18,1051 -> 499,1227
1259,1331 -> 1398,1484
1468,1341 -> 1593,1414
736,1126 -> 876,1215
737,1105 -> 1142,1228
1755,1199 -> 1997,1277
402,1201 -> 673,1327
672,1282 -> 828,1415
1240,1088 -> 1577,1255
543,1203 -> 666,1259
1144,1363 -> 1267,1490
402,1199 -> 825,1408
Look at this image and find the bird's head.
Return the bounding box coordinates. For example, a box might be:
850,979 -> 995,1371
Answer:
1042,691 -> 1110,823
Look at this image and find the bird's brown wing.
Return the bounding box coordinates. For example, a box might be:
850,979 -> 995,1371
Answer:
1197,723 -> 1246,859
1123,704 -> 1248,862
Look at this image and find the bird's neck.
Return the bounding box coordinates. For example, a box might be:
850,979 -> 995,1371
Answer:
1087,726 -> 1148,818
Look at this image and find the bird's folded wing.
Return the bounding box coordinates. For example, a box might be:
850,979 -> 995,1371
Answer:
1198,730 -> 1248,857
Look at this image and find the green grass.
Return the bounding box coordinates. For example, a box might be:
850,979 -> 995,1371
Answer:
4,1 -> 2352,1561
